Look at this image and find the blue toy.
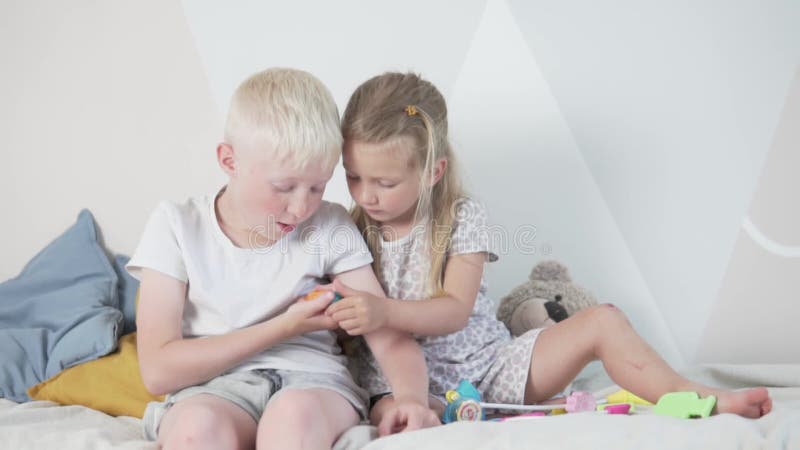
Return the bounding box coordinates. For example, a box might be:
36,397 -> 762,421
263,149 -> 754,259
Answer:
443,380 -> 485,423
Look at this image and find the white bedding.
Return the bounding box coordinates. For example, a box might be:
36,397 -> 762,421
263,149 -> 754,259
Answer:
1,364 -> 798,450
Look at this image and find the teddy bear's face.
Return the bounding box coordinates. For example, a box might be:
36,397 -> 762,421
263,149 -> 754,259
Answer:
495,261 -> 599,337
529,280 -> 597,317
507,299 -> 554,336
544,295 -> 568,322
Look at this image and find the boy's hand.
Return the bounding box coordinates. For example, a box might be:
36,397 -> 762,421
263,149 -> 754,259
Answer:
280,291 -> 337,336
326,279 -> 389,335
377,398 -> 441,436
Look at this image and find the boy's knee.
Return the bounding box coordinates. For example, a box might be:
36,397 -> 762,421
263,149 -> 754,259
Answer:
264,390 -> 324,426
258,390 -> 347,448
161,404 -> 241,450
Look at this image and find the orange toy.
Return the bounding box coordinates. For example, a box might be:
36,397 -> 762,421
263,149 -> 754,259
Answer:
302,288 -> 343,302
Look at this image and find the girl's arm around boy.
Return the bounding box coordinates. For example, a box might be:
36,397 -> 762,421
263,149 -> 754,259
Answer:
332,265 -> 441,435
328,252 -> 486,337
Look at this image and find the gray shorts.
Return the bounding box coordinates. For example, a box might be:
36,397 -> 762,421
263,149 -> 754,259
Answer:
142,369 -> 369,440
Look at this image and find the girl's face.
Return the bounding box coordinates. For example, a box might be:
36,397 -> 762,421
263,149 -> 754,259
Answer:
343,138 -> 422,231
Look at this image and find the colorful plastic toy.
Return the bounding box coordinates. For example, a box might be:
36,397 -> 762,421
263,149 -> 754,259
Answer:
606,389 -> 652,406
565,391 -> 596,413
443,380 -> 602,423
480,391 -> 599,414
653,392 -> 716,419
492,412 -> 546,422
302,288 -> 343,303
443,380 -> 485,423
597,403 -> 633,414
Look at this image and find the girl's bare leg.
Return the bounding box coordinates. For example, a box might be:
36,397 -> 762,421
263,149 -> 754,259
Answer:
525,304 -> 772,418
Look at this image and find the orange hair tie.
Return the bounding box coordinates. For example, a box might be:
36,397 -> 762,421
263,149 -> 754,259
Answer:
405,105 -> 418,116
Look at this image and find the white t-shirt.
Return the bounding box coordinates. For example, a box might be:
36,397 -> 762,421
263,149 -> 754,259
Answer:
126,189 -> 372,377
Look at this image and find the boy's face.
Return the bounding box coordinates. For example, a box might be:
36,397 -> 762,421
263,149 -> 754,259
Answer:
231,148 -> 334,244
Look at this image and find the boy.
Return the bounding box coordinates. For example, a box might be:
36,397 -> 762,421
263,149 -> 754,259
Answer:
127,68 -> 438,449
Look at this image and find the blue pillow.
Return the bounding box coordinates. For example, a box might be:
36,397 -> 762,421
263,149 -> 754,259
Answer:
112,254 -> 139,334
0,209 -> 123,401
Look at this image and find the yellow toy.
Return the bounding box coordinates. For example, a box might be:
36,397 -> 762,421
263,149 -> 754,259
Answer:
606,389 -> 652,406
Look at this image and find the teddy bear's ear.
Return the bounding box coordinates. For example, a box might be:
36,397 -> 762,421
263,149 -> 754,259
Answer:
529,260 -> 571,282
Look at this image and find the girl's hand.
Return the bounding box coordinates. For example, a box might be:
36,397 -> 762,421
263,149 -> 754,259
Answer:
326,279 -> 390,335
377,398 -> 441,436
279,291 -> 337,337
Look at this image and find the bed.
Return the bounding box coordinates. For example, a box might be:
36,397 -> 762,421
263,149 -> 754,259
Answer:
1,363 -> 798,449
2,213 -> 798,449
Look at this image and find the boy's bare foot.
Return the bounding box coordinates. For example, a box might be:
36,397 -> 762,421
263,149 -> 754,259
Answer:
714,387 -> 772,418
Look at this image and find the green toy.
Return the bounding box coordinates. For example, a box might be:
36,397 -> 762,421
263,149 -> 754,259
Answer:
653,392 -> 716,419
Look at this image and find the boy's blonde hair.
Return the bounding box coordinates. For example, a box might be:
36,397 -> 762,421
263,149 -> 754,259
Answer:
225,68 -> 342,169
342,72 -> 464,297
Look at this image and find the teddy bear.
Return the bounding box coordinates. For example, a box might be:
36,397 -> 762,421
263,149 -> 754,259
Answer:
496,260 -> 598,337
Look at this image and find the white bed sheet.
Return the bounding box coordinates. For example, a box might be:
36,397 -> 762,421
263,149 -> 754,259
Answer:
1,364 -> 798,450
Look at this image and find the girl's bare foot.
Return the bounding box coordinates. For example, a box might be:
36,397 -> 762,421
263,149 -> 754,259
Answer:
713,387 -> 772,418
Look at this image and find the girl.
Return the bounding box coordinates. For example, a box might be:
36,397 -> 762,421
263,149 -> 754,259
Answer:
326,72 -> 772,426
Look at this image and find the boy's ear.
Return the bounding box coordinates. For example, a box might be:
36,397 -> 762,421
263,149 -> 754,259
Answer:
430,158 -> 448,186
217,143 -> 236,176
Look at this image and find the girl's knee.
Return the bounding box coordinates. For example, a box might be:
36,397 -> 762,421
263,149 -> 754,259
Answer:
161,403 -> 242,450
582,303 -> 629,326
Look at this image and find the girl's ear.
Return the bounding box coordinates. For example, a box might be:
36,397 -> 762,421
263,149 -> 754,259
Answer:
217,143 -> 236,176
430,157 -> 448,186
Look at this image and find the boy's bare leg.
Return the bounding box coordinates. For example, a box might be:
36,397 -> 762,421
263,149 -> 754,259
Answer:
525,304 -> 772,418
257,388 -> 359,450
157,394 -> 257,450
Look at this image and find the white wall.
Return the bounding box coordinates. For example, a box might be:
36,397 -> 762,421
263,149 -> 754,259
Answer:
504,0 -> 800,363
447,0 -> 681,364
2,0 -> 798,365
1,0 -> 224,278
177,0 -> 488,207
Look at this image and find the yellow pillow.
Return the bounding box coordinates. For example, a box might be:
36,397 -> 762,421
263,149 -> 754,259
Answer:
27,332 -> 164,418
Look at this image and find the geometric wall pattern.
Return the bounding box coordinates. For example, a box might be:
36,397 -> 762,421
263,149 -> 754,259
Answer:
697,68 -> 800,363
2,0 -> 798,365
501,0 -> 800,363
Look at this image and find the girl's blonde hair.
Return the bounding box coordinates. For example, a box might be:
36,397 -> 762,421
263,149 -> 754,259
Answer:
342,72 -> 464,297
225,67 -> 342,169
